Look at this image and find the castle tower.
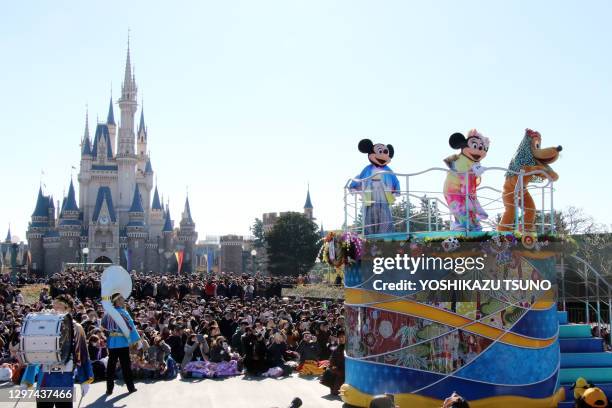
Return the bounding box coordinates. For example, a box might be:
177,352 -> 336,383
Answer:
47,196 -> 55,228
57,180 -> 82,269
149,186 -> 164,239
220,235 -> 243,274
126,184 -> 146,272
137,108 -> 148,170
136,109 -> 153,223
161,207 -> 174,272
116,40 -> 138,225
79,110 -> 92,222
107,95 -> 116,156
5,226 -> 10,243
304,185 -> 314,220
177,195 -> 198,273
27,187 -> 50,274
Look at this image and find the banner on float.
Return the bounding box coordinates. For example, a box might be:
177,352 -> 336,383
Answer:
175,250 -> 184,274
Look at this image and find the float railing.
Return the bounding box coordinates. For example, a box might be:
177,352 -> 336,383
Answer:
343,166 -> 556,236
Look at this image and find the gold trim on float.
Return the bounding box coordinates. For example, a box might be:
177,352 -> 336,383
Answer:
339,384 -> 565,408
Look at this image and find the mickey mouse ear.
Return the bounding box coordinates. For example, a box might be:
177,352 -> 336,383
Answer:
358,139 -> 374,153
449,133 -> 467,149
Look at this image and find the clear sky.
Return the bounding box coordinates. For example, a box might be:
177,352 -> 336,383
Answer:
1,1 -> 611,242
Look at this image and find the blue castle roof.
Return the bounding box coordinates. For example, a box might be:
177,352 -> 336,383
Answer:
182,196 -> 194,224
91,124 -> 113,159
151,187 -> 162,210
129,184 -> 144,213
82,137 -> 91,155
107,97 -> 115,125
162,208 -> 173,232
304,188 -> 313,209
138,109 -> 147,137
145,158 -> 153,174
32,187 -> 49,218
63,180 -> 79,212
92,187 -> 117,222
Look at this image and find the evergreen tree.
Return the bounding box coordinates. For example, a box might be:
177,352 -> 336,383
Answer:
266,212 -> 320,277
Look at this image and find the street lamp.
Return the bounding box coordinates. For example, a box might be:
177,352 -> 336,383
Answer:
250,249 -> 257,275
82,247 -> 89,270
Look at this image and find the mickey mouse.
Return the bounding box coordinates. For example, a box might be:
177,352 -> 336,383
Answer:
349,139 -> 400,235
442,129 -> 490,231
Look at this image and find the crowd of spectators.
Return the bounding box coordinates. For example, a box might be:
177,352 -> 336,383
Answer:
0,268 -> 346,396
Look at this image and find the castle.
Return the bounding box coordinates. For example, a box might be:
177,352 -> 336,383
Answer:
27,43 -> 197,276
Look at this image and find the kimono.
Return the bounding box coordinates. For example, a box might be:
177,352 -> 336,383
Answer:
21,320 -> 94,396
443,154 -> 487,231
349,164 -> 400,235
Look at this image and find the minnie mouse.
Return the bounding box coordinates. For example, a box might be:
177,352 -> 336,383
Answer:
443,129 -> 490,231
349,139 -> 400,235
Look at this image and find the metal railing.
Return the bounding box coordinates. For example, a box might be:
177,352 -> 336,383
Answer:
343,166 -> 556,236
558,255 -> 612,347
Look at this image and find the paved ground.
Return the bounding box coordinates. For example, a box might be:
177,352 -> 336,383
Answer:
1,374 -> 346,408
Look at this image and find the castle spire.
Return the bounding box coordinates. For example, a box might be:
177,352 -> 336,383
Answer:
5,224 -> 11,243
121,32 -> 136,99
162,207 -> 173,232
129,184 -> 144,213
81,108 -> 91,155
107,95 -> 115,125
83,107 -> 90,140
303,184 -> 314,220
63,179 -> 79,213
32,187 -> 49,218
151,186 -> 162,210
138,107 -> 146,137
304,184 -> 313,209
181,195 -> 194,224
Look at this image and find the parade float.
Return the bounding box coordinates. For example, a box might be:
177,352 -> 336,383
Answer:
326,131 -> 610,408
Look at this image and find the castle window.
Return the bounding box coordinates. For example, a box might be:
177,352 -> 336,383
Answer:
135,241 -> 139,248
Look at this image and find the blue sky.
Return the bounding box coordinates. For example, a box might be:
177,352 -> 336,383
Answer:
1,1 -> 611,241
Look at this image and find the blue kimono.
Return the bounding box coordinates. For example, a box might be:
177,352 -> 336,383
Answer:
349,164 -> 400,235
21,321 -> 94,393
101,307 -> 140,349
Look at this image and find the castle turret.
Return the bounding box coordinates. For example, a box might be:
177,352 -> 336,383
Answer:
137,108 -> 147,167
79,110 -> 92,221
161,207 -> 174,272
127,184 -> 146,271
304,185 -> 314,220
178,195 -> 198,273
57,180 -> 82,267
149,186 -> 164,239
5,226 -> 11,243
27,187 -> 50,274
47,196 -> 55,228
107,95 -> 116,156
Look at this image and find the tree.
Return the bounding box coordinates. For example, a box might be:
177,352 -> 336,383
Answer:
250,218 -> 266,249
391,197 -> 447,233
266,212 -> 320,277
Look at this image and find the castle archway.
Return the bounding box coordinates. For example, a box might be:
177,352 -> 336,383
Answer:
94,256 -> 112,264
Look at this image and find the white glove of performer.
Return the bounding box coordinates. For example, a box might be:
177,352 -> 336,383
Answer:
137,339 -> 144,350
81,383 -> 90,396
472,163 -> 486,177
